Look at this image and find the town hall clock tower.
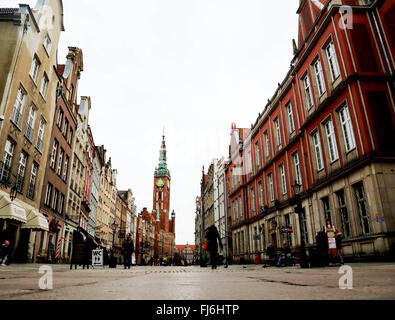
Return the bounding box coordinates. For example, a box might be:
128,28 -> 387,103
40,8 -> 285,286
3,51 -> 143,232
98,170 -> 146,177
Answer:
153,131 -> 172,232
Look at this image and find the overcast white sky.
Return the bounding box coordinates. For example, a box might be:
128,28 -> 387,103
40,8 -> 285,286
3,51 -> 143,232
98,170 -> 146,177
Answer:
3,0 -> 298,244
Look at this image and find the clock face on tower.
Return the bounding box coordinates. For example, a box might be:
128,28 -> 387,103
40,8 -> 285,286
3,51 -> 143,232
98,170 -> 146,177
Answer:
156,178 -> 165,188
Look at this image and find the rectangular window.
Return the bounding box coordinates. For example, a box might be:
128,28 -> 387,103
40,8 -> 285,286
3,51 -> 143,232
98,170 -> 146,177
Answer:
258,181 -> 264,210
326,41 -> 341,82
312,131 -> 324,171
325,119 -> 339,162
287,103 -> 295,134
279,163 -> 287,195
322,196 -> 332,223
40,73 -> 49,98
274,118 -> 282,148
11,88 -> 26,127
314,59 -> 326,96
336,190 -> 351,238
29,56 -> 40,83
67,128 -> 73,145
1,140 -> 15,182
25,105 -> 37,141
303,75 -> 314,109
44,183 -> 53,206
354,182 -> 371,235
57,109 -> 63,128
50,140 -> 58,169
264,131 -> 270,158
339,106 -> 356,152
16,152 -> 27,193
43,33 -> 52,53
36,119 -> 46,152
250,188 -> 256,215
255,141 -> 261,170
268,173 -> 274,202
27,163 -> 38,199
57,149 -> 64,175
62,118 -> 69,136
292,152 -> 302,186
52,189 -> 59,211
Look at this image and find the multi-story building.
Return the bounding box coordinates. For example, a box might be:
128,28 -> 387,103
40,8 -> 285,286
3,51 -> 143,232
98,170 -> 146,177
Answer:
227,0 -> 395,263
96,152 -> 117,249
118,189 -> 137,245
194,196 -> 202,256
201,162 -> 216,237
37,47 -> 82,263
176,244 -> 196,264
0,1 -> 64,262
214,157 -> 228,253
88,139 -> 102,239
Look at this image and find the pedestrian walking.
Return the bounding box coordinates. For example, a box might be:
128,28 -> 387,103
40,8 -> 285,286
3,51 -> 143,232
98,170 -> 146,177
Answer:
276,242 -> 291,267
206,225 -> 223,270
336,232 -> 344,265
0,240 -> 10,266
122,233 -> 134,269
324,219 -> 337,263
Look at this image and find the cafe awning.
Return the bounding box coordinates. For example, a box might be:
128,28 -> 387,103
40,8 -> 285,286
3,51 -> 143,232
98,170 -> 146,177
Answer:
21,209 -> 49,232
0,195 -> 27,223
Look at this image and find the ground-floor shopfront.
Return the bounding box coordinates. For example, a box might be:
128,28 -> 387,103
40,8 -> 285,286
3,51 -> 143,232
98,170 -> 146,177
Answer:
231,161 -> 395,263
0,192 -> 49,263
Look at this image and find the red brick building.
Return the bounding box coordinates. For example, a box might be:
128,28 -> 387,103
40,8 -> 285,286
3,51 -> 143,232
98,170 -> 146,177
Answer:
136,133 -> 176,264
226,0 -> 395,263
35,47 -> 82,262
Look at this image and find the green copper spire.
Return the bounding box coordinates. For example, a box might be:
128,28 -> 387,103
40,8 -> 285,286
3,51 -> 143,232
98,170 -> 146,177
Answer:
155,129 -> 170,177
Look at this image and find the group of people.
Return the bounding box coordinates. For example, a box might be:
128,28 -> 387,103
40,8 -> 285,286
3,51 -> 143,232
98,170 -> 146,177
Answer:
0,240 -> 9,266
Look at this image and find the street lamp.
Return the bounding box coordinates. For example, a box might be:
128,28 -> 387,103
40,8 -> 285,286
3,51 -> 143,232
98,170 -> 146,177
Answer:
291,180 -> 308,268
10,184 -> 17,201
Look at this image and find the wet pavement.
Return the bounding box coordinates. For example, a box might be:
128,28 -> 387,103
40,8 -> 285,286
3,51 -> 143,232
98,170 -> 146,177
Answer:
1,263 -> 395,300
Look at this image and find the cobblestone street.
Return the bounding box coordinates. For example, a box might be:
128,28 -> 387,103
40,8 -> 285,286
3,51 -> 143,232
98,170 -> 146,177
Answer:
1,263 -> 395,300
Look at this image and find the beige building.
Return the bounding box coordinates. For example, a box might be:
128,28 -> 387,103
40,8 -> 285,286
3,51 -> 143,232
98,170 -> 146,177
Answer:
96,153 -> 118,249
0,0 -> 64,262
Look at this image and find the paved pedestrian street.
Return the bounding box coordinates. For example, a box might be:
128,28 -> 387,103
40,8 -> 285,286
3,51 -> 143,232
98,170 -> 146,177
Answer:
1,263 -> 395,300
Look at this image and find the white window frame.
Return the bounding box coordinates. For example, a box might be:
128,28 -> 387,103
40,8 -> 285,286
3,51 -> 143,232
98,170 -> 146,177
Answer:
16,152 -> 27,192
303,75 -> 314,109
314,59 -> 326,96
255,141 -> 261,170
292,152 -> 302,186
11,88 -> 26,127
45,183 -> 52,206
40,73 -> 49,98
67,128 -> 73,145
57,149 -> 64,175
274,118 -> 282,148
27,163 -> 37,199
1,140 -> 15,181
57,109 -> 63,128
52,189 -> 59,211
287,103 -> 295,133
279,163 -> 287,195
62,118 -> 68,136
258,181 -> 264,209
29,56 -> 40,83
339,106 -> 356,152
43,33 -> 52,54
268,173 -> 274,202
264,131 -> 270,158
25,105 -> 37,141
313,131 -> 324,171
326,41 -> 341,82
50,140 -> 58,169
325,119 -> 339,163
36,119 -> 45,152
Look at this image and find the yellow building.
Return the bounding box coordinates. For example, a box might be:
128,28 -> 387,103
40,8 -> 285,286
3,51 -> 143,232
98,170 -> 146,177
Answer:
0,0 -> 64,262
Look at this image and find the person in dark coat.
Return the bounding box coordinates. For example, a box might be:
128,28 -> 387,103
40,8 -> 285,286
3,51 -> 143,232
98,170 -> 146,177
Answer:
336,232 -> 344,265
122,233 -> 134,269
206,225 -> 223,270
0,240 -> 10,266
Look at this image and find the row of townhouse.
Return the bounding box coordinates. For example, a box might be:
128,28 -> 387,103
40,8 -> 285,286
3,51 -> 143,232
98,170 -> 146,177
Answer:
197,0 -> 395,263
0,0 -> 137,263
